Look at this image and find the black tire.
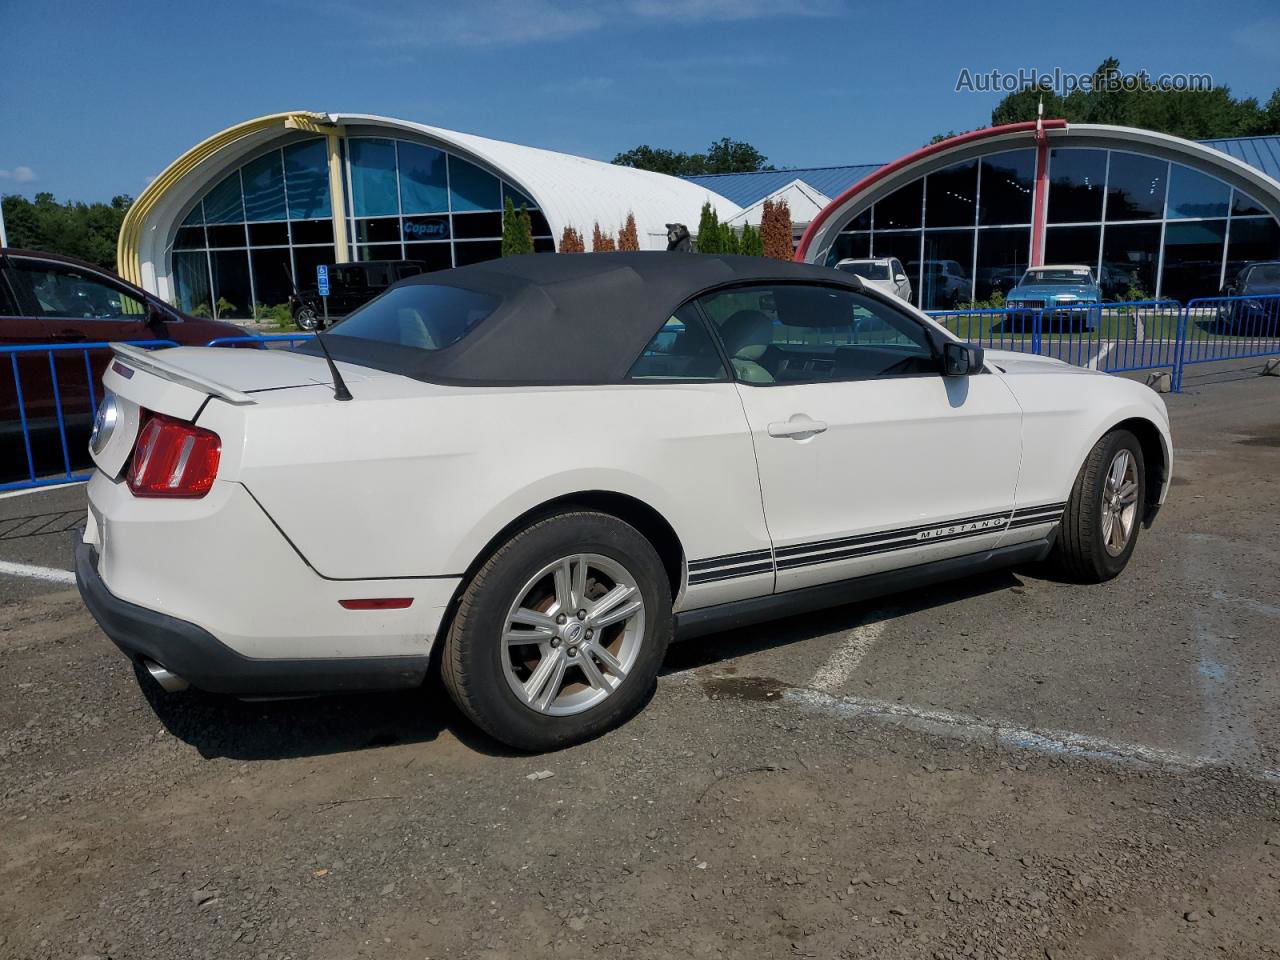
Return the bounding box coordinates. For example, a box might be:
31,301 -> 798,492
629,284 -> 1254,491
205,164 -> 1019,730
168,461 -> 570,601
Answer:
441,510 -> 672,752
293,304 -> 320,331
1053,428 -> 1145,583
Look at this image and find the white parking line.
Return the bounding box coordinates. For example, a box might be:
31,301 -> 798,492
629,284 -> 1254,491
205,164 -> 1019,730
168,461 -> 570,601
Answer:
784,686 -> 1280,783
808,612 -> 887,691
0,560 -> 76,585
0,482 -> 81,501
1088,341 -> 1116,370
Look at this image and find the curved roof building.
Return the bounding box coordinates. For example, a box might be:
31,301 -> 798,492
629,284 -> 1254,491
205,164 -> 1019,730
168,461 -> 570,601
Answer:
119,113 -> 1280,317
118,111 -> 740,319
782,121 -> 1280,309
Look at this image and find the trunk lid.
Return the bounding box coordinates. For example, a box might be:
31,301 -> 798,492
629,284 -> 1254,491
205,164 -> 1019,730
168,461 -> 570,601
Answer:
90,344 -> 364,478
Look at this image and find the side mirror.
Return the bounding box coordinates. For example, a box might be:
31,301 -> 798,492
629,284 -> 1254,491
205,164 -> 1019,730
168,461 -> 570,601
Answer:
894,274 -> 908,283
145,301 -> 170,332
943,341 -> 985,377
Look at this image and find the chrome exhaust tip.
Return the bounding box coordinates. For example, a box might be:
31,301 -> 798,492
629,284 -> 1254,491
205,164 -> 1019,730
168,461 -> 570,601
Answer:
143,659 -> 189,693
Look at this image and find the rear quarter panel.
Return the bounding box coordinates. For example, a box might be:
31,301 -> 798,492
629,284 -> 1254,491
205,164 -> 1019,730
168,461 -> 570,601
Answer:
214,381 -> 772,606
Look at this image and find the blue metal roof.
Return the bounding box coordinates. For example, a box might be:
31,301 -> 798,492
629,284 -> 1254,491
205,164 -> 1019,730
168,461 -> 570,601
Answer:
684,164 -> 882,208
1200,135 -> 1280,185
688,136 -> 1280,211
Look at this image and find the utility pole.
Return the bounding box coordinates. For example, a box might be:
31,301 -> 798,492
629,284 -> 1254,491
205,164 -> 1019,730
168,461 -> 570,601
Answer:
0,196 -> 8,248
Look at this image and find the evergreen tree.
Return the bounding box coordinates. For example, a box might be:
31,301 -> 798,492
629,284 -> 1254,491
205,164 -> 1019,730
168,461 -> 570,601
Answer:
501,197 -> 534,256
695,202 -> 722,254
760,199 -> 794,260
739,223 -> 764,257
722,224 -> 741,255
559,225 -> 585,253
618,212 -> 641,251
591,222 -> 617,252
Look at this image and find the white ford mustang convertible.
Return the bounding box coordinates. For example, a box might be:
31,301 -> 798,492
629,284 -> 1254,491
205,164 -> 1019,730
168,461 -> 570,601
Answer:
77,253 -> 1171,750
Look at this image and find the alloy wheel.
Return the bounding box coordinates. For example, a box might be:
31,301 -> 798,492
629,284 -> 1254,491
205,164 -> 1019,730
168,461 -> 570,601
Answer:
1100,449 -> 1139,557
500,554 -> 646,716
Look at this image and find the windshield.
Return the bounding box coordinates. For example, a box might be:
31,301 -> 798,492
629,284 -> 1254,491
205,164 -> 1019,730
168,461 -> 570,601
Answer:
327,284 -> 500,350
837,261 -> 890,281
1022,269 -> 1091,285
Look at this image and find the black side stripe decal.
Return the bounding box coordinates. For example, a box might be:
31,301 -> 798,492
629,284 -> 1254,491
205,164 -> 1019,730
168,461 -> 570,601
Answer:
774,509 -> 1013,559
688,548 -> 773,572
687,503 -> 1067,585
688,560 -> 776,585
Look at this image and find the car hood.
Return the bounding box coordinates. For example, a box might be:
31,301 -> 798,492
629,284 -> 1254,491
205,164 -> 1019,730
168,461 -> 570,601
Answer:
984,349 -> 1098,376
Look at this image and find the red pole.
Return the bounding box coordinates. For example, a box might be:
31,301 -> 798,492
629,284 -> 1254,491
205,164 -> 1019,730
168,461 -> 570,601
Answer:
1029,124 -> 1052,266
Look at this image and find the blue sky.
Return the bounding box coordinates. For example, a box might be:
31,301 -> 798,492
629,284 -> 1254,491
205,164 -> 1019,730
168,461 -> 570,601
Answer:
2,0 -> 1278,202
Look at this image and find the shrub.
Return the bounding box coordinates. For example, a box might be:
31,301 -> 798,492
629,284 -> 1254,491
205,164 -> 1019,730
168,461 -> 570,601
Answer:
592,222 -> 617,252
739,223 -> 764,257
559,226 -> 585,253
618,212 -> 641,251
254,302 -> 295,329
760,199 -> 793,260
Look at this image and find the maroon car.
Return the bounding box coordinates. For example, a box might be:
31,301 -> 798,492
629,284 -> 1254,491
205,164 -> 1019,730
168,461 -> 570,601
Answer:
1,248 -> 246,479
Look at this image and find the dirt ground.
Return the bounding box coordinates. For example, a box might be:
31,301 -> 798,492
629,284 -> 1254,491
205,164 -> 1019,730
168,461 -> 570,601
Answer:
2,363 -> 1279,960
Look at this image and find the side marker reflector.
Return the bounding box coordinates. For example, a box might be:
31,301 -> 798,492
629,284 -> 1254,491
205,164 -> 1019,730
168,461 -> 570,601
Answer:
339,598 -> 414,610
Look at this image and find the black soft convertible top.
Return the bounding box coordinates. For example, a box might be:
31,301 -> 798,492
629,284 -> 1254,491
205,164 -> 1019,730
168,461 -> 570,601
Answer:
310,253 -> 865,386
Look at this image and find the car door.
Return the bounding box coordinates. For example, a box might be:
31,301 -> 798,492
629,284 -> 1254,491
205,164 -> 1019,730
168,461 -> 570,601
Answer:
696,282 -> 1023,594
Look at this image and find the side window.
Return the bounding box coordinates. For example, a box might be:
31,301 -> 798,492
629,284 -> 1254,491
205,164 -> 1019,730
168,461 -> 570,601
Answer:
697,283 -> 937,385
0,268 -> 20,316
7,260 -> 145,320
627,304 -> 727,381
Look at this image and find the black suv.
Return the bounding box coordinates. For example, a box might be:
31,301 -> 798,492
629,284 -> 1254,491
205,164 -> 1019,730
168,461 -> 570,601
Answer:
1220,261 -> 1280,333
290,260 -> 426,330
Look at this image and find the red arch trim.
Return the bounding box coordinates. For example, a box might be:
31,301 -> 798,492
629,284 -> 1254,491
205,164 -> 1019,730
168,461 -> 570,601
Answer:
793,119 -> 1069,262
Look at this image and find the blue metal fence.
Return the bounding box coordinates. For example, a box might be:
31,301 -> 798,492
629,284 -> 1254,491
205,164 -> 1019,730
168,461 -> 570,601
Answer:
927,300 -> 1185,375
1173,294 -> 1280,391
1,335 -> 314,492
2,340 -> 178,492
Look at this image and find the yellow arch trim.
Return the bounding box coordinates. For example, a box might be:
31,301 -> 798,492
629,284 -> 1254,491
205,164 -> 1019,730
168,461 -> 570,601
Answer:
116,111 -> 331,286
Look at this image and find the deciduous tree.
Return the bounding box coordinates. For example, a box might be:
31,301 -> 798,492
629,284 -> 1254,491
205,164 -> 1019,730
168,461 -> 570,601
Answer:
1,192 -> 133,269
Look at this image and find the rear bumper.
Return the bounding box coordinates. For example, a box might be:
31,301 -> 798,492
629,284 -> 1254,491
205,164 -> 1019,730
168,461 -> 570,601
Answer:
76,540 -> 431,695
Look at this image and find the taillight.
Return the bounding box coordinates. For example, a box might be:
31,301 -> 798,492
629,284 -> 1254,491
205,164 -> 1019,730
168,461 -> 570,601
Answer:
127,413 -> 221,498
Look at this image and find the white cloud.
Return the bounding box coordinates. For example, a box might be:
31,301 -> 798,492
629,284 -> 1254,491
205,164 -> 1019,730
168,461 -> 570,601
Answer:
624,0 -> 842,22
349,0 -> 844,48
0,165 -> 36,183
356,0 -> 603,48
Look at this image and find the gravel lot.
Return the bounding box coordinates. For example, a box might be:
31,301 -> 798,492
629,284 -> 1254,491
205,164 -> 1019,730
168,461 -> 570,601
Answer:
2,366 -> 1279,960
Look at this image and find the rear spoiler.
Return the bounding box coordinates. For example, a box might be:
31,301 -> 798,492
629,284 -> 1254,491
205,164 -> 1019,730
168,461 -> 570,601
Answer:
111,343 -> 258,406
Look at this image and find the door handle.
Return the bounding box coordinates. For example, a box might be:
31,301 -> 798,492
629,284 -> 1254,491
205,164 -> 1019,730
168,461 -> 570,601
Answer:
767,416 -> 828,439
55,329 -> 87,341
